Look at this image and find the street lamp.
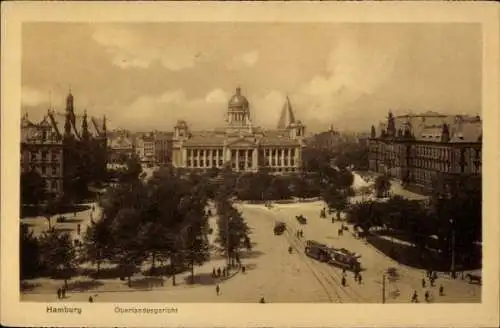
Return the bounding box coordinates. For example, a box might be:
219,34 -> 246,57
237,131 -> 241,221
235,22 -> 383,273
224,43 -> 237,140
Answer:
449,218 -> 456,277
382,274 -> 386,304
226,216 -> 231,267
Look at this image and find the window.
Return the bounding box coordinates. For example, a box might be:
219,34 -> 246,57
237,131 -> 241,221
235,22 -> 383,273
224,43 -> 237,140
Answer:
41,165 -> 46,175
51,165 -> 58,176
187,160 -> 192,167
31,152 -> 37,161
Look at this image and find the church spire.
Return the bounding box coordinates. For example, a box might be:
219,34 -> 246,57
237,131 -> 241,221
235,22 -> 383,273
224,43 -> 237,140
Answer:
82,109 -> 89,140
277,95 -> 296,129
64,111 -> 72,137
387,110 -> 396,137
102,115 -> 107,136
66,86 -> 74,114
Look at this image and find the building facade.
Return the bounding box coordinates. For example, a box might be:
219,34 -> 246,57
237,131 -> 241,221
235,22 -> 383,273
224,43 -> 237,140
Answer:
368,111 -> 482,194
107,129 -> 135,165
135,132 -> 156,165
154,131 -> 173,165
305,126 -> 342,151
21,91 -> 107,198
172,87 -> 306,173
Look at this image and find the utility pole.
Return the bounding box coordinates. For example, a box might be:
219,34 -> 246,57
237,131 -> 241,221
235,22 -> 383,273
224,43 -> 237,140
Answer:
450,218 -> 456,276
226,216 -> 231,267
382,274 -> 386,304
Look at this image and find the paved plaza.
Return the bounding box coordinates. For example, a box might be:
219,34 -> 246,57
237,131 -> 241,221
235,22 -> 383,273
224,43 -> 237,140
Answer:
21,198 -> 480,303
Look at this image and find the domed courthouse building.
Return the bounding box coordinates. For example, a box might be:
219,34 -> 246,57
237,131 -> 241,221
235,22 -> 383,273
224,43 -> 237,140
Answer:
171,87 -> 306,173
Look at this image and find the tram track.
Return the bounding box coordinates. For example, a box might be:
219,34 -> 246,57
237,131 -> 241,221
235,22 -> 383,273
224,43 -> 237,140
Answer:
286,229 -> 367,303
284,229 -> 346,303
250,205 -> 364,303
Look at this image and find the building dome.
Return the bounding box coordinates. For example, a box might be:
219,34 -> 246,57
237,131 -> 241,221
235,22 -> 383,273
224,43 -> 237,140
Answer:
228,87 -> 249,110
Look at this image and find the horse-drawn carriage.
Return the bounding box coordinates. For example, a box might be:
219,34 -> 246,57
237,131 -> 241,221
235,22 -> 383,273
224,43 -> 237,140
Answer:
274,221 -> 286,235
296,214 -> 307,224
466,273 -> 482,285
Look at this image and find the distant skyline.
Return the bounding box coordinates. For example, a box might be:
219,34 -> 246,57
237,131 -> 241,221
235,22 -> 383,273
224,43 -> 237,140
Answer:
22,22 -> 482,133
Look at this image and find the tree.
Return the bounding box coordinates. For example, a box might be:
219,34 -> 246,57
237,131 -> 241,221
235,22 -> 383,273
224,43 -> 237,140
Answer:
181,222 -> 211,283
42,196 -> 63,231
38,230 -> 77,288
374,175 -> 391,198
110,207 -> 145,287
20,169 -> 46,206
20,223 -> 42,279
433,175 -> 482,266
346,201 -> 378,235
215,199 -> 252,265
322,185 -> 349,220
82,218 -> 113,277
121,154 -> 142,183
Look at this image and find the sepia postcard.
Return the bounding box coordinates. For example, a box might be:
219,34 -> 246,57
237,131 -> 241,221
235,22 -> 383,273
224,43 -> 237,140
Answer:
1,1 -> 499,327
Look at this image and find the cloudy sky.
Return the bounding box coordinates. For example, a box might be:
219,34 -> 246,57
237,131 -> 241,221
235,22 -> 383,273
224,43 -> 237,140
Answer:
22,22 -> 481,132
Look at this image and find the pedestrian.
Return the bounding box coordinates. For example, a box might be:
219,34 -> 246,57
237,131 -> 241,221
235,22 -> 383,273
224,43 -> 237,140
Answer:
216,284 -> 220,296
57,287 -> 61,300
411,291 -> 418,303
217,267 -> 221,277
212,268 -> 216,278
422,278 -> 426,288
77,224 -> 81,235
242,265 -> 246,274
222,268 -> 226,277
424,291 -> 430,303
358,274 -> 363,284
61,287 -> 66,299
88,296 -> 94,303
259,297 -> 265,303
430,277 -> 435,287
341,276 -> 346,287
342,268 -> 346,276
439,285 -> 444,296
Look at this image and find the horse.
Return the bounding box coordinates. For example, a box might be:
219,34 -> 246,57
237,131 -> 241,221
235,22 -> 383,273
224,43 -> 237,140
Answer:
466,274 -> 482,285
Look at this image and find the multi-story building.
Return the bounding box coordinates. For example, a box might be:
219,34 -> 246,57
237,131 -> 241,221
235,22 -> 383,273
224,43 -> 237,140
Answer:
172,87 -> 306,173
135,132 -> 156,166
107,129 -> 135,164
20,91 -> 107,198
305,126 -> 342,151
153,131 -> 173,165
368,111 -> 482,194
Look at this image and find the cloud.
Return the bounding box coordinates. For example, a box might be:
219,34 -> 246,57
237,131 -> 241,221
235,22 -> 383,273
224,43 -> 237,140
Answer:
92,26 -> 200,71
250,90 -> 286,128
115,89 -> 230,130
292,33 -> 401,127
227,51 -> 259,69
22,86 -> 51,107
113,87 -> 292,131
205,89 -> 230,104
